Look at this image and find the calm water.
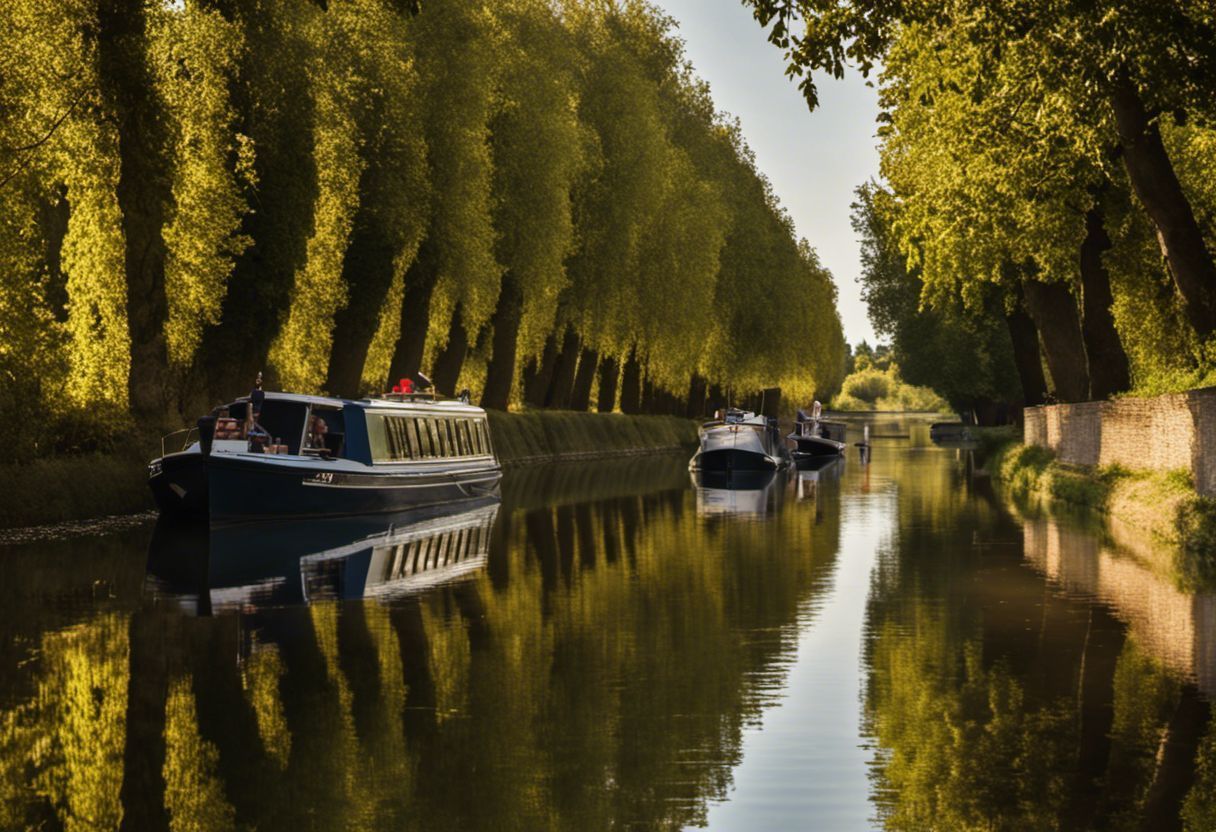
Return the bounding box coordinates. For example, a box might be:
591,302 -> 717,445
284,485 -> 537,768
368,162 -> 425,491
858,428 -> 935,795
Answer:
3,416 -> 1214,831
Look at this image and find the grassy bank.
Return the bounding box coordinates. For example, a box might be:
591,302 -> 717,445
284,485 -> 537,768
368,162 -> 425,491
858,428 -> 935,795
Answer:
0,449 -> 153,529
487,410 -> 695,466
1,411 -> 698,530
991,442 -> 1216,588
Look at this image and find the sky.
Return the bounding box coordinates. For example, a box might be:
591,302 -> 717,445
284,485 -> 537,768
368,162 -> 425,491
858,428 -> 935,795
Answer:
655,0 -> 882,347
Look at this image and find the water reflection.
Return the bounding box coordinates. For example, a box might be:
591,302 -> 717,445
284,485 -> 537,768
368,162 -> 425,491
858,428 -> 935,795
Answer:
1,426 -> 1213,830
146,500 -> 500,614
691,468 -> 788,517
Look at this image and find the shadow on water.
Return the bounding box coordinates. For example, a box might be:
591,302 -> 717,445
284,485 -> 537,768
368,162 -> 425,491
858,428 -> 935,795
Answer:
1,423 -> 1214,830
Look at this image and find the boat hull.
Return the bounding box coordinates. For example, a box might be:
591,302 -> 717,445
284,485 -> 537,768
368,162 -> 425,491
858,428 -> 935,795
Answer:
149,452 -> 501,524
789,435 -> 846,458
691,447 -> 778,472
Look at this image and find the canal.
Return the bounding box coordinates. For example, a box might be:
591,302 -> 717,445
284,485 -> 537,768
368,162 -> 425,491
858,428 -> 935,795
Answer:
1,416 -> 1213,831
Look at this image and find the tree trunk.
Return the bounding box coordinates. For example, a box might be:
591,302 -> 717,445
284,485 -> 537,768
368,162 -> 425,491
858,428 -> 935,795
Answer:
1005,286 -> 1048,407
545,325 -> 580,409
38,185 -> 71,323
685,374 -> 708,419
596,356 -> 619,412
193,13 -> 318,407
97,0 -> 173,418
1023,279 -> 1090,403
386,238 -> 438,390
324,214 -> 400,398
619,348 -> 641,414
431,303 -> 469,397
119,612 -> 171,832
480,272 -> 522,410
707,384 -> 725,415
640,376 -> 656,413
1136,685 -> 1210,832
1110,77 -> 1216,338
522,333 -> 558,408
569,348 -> 598,411
1078,203 -> 1131,400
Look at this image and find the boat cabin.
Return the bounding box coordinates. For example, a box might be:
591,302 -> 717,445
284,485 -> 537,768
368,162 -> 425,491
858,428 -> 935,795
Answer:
200,392 -> 493,467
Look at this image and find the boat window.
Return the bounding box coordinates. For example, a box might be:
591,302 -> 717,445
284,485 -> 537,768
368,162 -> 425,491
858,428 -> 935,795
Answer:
406,418 -> 422,458
467,419 -> 479,455
441,419 -> 451,457
444,419 -> 459,456
255,400 -> 308,454
408,418 -> 426,457
475,419 -> 490,456
442,418 -> 457,457
430,418 -> 445,457
457,420 -> 471,455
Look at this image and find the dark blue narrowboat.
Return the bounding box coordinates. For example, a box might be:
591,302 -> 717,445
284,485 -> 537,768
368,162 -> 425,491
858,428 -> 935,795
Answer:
148,390 -> 501,524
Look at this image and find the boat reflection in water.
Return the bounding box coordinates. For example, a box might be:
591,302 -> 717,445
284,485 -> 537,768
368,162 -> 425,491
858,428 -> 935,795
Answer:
793,456 -> 843,523
145,498 -> 500,614
691,468 -> 790,518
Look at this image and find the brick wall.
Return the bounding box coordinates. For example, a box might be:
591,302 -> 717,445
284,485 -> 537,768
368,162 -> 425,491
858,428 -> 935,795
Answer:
1024,387 -> 1216,496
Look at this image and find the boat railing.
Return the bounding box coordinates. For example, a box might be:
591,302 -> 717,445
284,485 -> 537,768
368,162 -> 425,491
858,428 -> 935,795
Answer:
380,391 -> 438,402
161,426 -> 199,458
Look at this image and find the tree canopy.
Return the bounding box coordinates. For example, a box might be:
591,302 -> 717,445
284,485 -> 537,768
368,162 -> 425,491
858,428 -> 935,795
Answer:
0,0 -> 846,461
744,0 -> 1216,411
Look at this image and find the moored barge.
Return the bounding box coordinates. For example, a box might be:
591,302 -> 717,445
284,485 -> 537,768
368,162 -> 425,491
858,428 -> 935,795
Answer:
149,387 -> 501,524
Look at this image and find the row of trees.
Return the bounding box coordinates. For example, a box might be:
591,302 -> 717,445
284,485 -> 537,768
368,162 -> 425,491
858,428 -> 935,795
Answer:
746,0 -> 1216,417
0,0 -> 846,461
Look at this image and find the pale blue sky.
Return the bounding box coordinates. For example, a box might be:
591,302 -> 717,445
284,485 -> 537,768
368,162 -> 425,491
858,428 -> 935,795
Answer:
656,0 -> 882,347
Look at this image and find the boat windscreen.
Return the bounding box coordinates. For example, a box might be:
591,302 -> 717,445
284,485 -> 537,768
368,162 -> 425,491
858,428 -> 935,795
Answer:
260,401 -> 307,453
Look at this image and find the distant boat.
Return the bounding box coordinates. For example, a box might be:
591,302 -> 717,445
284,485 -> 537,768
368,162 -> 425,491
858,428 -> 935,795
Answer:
689,408 -> 790,474
929,422 -> 973,442
149,382 -> 501,525
788,403 -> 846,462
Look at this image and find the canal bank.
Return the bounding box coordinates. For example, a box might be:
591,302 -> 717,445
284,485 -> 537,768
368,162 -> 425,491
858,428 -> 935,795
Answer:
1,411 -> 697,529
990,442 -> 1216,589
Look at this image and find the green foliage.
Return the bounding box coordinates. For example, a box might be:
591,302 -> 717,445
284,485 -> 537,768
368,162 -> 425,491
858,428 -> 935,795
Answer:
150,3 -> 251,368
746,0 -> 1216,401
1184,723 -> 1216,832
488,0 -> 587,361
854,183 -> 1023,414
1,0 -> 846,462
831,360 -> 949,412
415,0 -> 505,361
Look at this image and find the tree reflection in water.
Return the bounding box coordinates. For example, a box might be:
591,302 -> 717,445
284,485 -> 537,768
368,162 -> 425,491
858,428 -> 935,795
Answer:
1,434 -> 1213,830
0,456 -> 843,830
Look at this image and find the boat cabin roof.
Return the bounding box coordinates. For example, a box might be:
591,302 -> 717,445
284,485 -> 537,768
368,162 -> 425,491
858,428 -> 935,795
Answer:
700,409 -> 772,430
228,391 -> 488,416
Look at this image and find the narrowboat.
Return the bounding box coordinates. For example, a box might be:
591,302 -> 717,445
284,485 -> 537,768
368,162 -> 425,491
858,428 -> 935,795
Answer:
689,408 -> 790,474
788,404 -> 846,461
148,387 -> 501,524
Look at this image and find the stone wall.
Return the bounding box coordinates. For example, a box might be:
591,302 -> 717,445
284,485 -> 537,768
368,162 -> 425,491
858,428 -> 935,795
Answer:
1024,387 -> 1216,496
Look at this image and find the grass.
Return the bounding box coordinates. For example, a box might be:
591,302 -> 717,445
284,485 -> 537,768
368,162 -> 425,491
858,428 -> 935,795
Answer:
0,449 -> 152,529
991,442 -> 1216,588
1,411 -> 699,529
487,410 -> 696,466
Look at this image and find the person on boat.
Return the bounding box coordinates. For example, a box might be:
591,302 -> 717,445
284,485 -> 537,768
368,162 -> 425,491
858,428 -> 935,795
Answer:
307,413 -> 329,449
250,371 -> 266,416
244,372 -> 269,450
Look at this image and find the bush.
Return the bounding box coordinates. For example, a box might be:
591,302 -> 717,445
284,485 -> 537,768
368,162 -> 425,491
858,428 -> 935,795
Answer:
842,368 -> 892,404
